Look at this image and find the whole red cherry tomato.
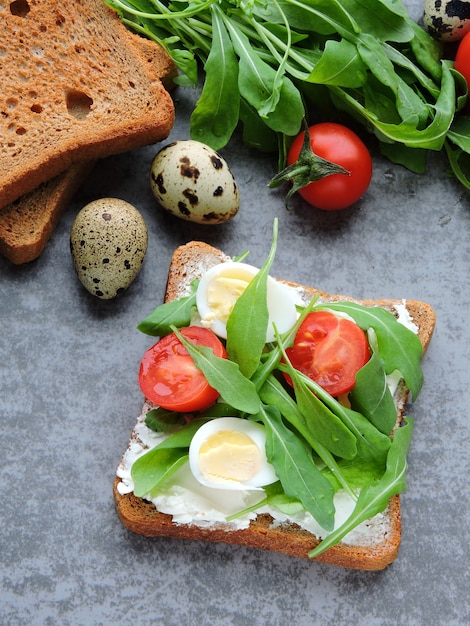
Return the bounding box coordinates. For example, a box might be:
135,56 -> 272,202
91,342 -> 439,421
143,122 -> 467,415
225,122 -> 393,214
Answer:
286,123 -> 373,211
285,310 -> 370,397
455,31 -> 470,88
138,326 -> 227,412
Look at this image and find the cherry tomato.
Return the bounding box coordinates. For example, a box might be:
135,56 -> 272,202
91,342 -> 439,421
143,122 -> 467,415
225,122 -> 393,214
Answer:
285,310 -> 370,397
138,326 -> 227,412
287,123 -> 373,211
455,31 -> 470,87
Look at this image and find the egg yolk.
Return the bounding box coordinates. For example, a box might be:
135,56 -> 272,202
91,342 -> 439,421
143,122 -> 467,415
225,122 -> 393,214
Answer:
198,430 -> 262,485
205,275 -> 250,324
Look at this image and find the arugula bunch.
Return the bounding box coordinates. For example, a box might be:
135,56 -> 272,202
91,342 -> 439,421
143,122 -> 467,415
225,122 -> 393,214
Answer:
131,220 -> 423,557
105,0 -> 470,186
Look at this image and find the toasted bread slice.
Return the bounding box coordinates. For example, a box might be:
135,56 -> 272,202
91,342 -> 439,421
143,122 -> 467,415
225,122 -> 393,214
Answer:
0,0 -> 175,211
0,163 -> 94,265
0,25 -> 176,265
114,241 -> 436,570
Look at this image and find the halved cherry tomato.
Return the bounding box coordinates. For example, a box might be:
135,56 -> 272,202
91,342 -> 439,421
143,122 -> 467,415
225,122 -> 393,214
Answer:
285,310 -> 370,397
138,326 -> 227,412
287,123 -> 373,211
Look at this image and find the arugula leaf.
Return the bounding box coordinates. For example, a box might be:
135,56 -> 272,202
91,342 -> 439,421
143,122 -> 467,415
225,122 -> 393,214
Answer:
259,374 -> 356,499
292,373 -> 357,460
308,418 -> 414,558
225,219 -> 278,378
132,448 -> 189,498
349,329 -> 398,435
172,326 -> 261,415
256,404 -> 336,531
190,6 -> 240,149
293,369 -> 392,463
131,419 -> 209,497
137,281 -> 198,336
145,408 -> 187,433
276,332 -> 358,460
223,16 -> 304,134
307,39 -> 367,88
317,301 -> 424,398
338,0 -> 414,42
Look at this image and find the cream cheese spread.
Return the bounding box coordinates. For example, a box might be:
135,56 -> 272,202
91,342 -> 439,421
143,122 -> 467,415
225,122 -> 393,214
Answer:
116,401 -> 391,546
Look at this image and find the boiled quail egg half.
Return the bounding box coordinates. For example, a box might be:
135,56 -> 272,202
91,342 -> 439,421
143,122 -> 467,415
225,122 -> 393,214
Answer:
195,262 -> 298,342
189,417 -> 278,490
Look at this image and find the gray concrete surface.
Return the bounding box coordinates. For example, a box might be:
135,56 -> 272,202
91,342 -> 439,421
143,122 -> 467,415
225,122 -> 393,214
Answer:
1,2 -> 469,624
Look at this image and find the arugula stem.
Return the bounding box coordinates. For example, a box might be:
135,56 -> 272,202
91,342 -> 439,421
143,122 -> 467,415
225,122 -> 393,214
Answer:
251,294 -> 320,392
225,496 -> 269,522
230,13 -> 321,80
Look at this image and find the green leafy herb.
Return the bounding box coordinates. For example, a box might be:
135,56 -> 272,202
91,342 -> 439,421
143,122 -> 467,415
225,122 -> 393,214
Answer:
190,6 -> 240,148
172,326 -> 261,414
133,448 -> 189,498
145,407 -> 188,432
104,0 -> 470,187
225,219 -> 278,378
349,329 -> 398,435
137,281 -> 198,336
291,370 -> 358,459
131,419 -> 209,497
259,374 -> 357,499
318,302 -> 424,398
256,404 -> 335,531
308,418 -> 414,558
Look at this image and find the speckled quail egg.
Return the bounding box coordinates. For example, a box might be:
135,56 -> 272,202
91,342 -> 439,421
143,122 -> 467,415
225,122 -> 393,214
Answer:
196,261 -> 299,342
189,417 -> 278,490
423,0 -> 470,42
70,198 -> 148,299
149,140 -> 240,224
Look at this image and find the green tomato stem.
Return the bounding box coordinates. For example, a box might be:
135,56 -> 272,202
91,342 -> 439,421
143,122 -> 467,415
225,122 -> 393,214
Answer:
268,120 -> 350,207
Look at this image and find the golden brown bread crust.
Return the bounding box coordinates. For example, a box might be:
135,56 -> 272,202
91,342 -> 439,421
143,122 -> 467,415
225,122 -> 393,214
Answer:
113,478 -> 401,570
0,163 -> 94,264
0,18 -> 176,264
0,0 -> 175,210
114,241 -> 436,570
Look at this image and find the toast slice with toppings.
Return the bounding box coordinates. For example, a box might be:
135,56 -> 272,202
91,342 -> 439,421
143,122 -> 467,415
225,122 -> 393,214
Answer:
113,241 -> 435,570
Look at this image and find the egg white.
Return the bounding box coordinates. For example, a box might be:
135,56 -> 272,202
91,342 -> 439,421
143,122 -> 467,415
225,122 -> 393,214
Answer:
195,262 -> 298,342
189,417 -> 278,490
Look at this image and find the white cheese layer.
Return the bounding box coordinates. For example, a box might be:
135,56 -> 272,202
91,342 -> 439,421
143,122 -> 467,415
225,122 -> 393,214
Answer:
116,403 -> 390,546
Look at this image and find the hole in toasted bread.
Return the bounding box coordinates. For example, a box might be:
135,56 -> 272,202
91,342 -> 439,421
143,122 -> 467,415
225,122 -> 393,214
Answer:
31,104 -> 43,114
66,90 -> 93,120
9,0 -> 30,17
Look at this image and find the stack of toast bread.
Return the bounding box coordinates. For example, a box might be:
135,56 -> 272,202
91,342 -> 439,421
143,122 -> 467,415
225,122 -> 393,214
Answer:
113,241 -> 436,570
0,0 -> 176,264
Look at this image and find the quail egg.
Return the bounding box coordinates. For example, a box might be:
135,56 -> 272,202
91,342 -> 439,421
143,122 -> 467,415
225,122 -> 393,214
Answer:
189,417 -> 278,490
195,261 -> 299,342
423,0 -> 470,41
70,198 -> 147,299
149,140 -> 240,224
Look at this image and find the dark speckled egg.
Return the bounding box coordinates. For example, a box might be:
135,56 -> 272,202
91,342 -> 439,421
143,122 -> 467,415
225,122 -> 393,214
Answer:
423,0 -> 470,42
150,140 -> 240,224
70,198 -> 148,299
